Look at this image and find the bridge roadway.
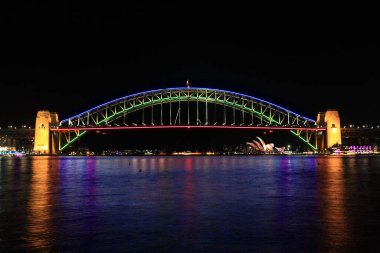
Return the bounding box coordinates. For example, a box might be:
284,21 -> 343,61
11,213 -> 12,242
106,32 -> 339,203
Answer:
50,125 -> 326,132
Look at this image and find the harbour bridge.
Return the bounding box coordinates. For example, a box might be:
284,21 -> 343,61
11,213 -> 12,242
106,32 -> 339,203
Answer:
33,87 -> 341,154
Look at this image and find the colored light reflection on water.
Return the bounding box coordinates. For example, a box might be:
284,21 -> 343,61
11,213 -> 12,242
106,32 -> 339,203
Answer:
1,155 -> 380,252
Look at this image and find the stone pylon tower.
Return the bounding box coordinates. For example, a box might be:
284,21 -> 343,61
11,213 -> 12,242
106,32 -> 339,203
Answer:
317,109 -> 342,149
33,111 -> 59,154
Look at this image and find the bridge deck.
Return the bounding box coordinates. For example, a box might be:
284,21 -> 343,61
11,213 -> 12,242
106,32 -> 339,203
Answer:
50,125 -> 326,131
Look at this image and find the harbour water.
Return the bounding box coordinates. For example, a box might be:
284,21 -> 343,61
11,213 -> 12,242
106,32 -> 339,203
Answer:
1,155 -> 380,252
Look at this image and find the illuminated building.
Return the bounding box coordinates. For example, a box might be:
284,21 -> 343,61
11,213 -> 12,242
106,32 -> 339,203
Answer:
0,127 -> 34,154
247,136 -> 284,153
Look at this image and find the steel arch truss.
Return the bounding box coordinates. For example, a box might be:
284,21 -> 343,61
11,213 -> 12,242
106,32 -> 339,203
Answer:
57,87 -> 319,151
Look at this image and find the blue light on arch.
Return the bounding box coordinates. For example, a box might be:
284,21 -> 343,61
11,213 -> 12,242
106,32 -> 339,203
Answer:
60,87 -> 316,124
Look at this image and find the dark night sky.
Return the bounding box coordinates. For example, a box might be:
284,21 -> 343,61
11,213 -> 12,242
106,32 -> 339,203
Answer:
1,2 -> 379,127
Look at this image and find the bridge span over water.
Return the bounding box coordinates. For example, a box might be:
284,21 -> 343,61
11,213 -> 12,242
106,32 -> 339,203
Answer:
33,87 -> 341,154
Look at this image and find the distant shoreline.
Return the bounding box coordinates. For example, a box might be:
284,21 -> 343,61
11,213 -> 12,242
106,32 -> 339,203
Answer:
3,153 -> 380,157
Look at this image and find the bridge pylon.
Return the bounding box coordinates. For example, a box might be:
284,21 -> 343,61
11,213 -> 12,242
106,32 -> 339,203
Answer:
317,109 -> 341,150
33,110 -> 59,154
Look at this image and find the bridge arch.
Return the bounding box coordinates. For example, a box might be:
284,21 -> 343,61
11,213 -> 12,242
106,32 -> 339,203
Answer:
55,87 -> 321,151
